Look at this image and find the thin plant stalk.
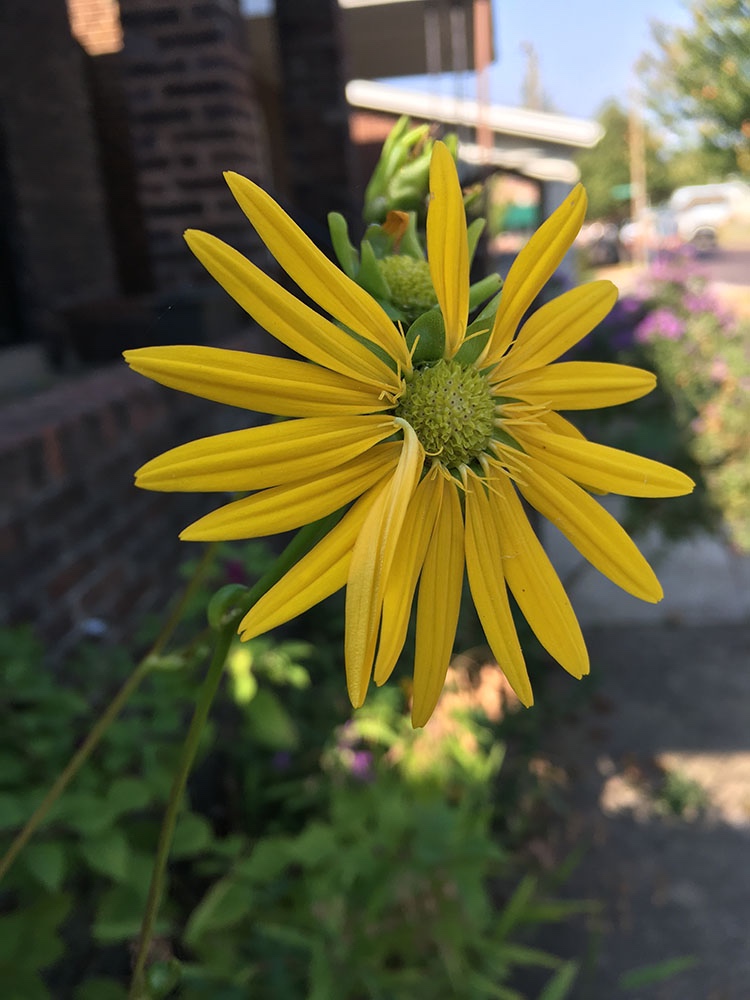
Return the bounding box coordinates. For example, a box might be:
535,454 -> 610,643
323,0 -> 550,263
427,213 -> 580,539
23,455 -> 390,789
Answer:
128,513 -> 342,996
0,543 -> 219,884
128,620 -> 235,999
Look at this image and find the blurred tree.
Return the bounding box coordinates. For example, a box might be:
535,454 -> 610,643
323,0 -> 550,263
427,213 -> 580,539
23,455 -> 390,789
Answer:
638,0 -> 750,175
576,100 -> 671,219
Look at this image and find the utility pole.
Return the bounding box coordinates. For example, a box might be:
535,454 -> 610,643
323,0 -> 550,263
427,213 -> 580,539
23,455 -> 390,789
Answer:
629,87 -> 648,266
473,0 -> 493,161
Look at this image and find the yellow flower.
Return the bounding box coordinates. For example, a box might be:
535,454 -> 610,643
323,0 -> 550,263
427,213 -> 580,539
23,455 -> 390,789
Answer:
125,142 -> 693,727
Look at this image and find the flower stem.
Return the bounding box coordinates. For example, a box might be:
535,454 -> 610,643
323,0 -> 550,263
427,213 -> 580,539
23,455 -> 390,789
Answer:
128,513 -> 342,996
128,620 -> 235,999
0,543 -> 218,885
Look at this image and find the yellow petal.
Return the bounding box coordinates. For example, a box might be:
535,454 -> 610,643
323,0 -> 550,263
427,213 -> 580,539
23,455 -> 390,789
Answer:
411,477 -> 465,728
223,172 -> 412,373
180,443 -> 400,541
538,410 -> 587,440
185,230 -> 399,391
427,142 -> 468,356
515,429 -> 695,498
136,416 -> 398,493
495,280 -> 618,378
238,486 -> 383,641
498,361 -> 656,409
124,346 -> 391,417
345,423 -> 424,708
482,186 -> 589,366
373,468 -> 443,686
464,474 -> 533,706
514,455 -> 664,601
489,470 -> 588,679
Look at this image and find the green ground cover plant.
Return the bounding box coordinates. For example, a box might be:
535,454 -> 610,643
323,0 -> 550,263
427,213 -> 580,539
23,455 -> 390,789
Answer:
0,543 -> 585,1000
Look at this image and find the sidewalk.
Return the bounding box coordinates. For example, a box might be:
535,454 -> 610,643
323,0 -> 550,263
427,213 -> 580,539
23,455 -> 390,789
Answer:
538,496 -> 750,997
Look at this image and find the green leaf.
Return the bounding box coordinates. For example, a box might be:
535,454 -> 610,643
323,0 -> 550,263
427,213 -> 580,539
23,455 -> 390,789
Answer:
59,793 -> 116,836
398,211 -> 425,259
147,959 -> 183,999
288,821 -> 335,868
467,217 -> 486,266
0,892 -> 70,966
107,776 -> 152,816
618,956 -> 698,989
495,875 -> 538,939
75,977 -> 128,1000
328,212 -> 358,278
0,791 -> 27,830
244,687 -> 299,751
468,272 -> 503,312
537,961 -> 579,1000
184,876 -> 253,947
23,840 -> 67,891
0,970 -> 49,1000
94,884 -> 153,944
0,752 -> 29,785
406,309 -> 445,364
79,828 -> 132,881
171,811 -> 213,859
237,837 -> 292,883
357,239 -> 390,299
502,943 -> 562,969
454,314 -> 494,366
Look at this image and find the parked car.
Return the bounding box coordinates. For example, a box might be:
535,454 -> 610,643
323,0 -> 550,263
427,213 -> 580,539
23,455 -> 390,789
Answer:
575,221 -> 621,265
619,207 -> 681,259
669,181 -> 750,253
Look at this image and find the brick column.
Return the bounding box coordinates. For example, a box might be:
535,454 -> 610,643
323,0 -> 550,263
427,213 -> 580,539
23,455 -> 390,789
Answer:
118,0 -> 271,291
274,0 -> 353,230
0,0 -> 117,335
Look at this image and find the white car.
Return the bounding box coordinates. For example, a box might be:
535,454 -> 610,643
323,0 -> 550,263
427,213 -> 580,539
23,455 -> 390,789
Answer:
669,182 -> 750,250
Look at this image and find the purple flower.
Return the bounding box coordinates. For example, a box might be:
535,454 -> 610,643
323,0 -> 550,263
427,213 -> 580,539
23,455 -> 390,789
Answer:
635,308 -> 686,343
348,750 -> 374,782
683,290 -> 720,315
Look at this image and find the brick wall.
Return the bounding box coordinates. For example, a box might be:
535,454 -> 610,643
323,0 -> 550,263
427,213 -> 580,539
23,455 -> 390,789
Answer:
0,0 -> 118,335
0,328 -> 274,656
274,0 -> 352,228
118,0 -> 271,290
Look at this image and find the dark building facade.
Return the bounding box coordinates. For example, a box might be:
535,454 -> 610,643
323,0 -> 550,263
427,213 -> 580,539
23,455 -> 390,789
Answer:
117,0 -> 271,289
0,0 -> 118,346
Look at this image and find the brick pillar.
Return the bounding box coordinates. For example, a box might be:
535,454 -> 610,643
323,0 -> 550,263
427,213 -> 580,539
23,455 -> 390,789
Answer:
274,0 -> 352,230
0,0 -> 117,335
118,0 -> 271,291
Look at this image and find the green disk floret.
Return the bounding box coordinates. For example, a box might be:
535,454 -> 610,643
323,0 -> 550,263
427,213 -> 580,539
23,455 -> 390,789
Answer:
395,359 -> 496,468
378,255 -> 438,322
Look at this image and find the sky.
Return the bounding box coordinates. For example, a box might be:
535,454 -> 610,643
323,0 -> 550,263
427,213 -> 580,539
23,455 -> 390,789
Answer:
387,0 -> 693,120
243,0 -> 693,122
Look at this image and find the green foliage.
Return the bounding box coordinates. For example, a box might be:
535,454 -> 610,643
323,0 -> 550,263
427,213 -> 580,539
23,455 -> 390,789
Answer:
656,769 -> 709,820
576,100 -> 671,219
618,955 -> 698,989
635,263 -> 750,550
0,603 -> 583,999
327,116 -> 502,330
180,688 -> 579,1000
0,585 -> 314,998
639,0 -> 750,174
577,254 -> 750,548
362,115 -> 457,225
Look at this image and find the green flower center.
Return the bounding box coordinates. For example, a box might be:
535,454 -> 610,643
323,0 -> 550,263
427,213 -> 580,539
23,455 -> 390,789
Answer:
395,359 -> 496,468
379,255 -> 438,322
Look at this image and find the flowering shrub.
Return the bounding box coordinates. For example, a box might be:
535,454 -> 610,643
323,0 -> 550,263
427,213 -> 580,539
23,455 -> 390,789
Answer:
579,250 -> 750,550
